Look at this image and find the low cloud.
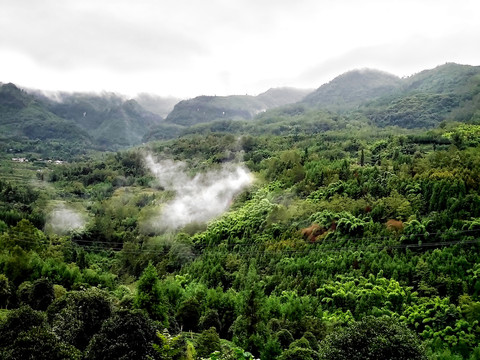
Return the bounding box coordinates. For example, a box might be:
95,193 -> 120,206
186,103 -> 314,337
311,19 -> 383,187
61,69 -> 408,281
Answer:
45,203 -> 86,235
145,154 -> 252,231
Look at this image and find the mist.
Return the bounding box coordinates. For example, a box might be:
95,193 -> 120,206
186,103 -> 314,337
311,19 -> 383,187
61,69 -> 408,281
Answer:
145,154 -> 253,231
134,93 -> 180,118
45,203 -> 86,235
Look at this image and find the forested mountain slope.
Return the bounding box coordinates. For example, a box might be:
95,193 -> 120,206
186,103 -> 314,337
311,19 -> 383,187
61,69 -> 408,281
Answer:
164,87 -> 311,126
146,63 -> 480,142
361,63 -> 480,128
0,83 -> 92,144
1,119 -> 480,358
299,63 -> 480,129
301,68 -> 402,109
41,92 -> 164,148
0,83 -> 95,159
0,86 -> 168,153
3,63 -> 479,151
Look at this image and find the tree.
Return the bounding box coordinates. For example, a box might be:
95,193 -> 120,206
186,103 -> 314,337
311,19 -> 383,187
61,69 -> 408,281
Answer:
195,327 -> 221,358
261,337 -> 283,360
2,245 -> 32,285
30,278 -> 55,311
84,310 -> 158,360
275,329 -> 294,349
199,308 -> 222,332
3,327 -> 81,360
134,262 -> 168,324
0,274 -> 11,308
16,281 -> 33,304
0,306 -> 45,348
152,330 -> 188,360
318,316 -> 427,360
232,264 -> 266,355
47,287 -> 112,351
176,296 -> 201,331
4,219 -> 46,251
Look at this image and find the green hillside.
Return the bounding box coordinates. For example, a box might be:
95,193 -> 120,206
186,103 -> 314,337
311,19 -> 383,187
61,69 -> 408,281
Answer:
4,63 -> 478,152
164,87 -> 310,127
301,69 -> 402,110
0,83 -> 94,159
360,64 -> 480,128
2,120 -> 480,358
43,92 -> 164,148
0,83 -> 91,142
404,63 -> 480,94
146,63 -> 480,143
298,63 -> 480,129
165,95 -> 262,126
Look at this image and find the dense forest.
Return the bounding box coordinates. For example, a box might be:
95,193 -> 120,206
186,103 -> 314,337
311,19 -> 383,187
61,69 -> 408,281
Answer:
1,64 -> 480,359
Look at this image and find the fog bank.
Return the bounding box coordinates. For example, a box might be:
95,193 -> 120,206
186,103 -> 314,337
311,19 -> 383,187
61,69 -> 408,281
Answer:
145,154 -> 252,231
45,203 -> 86,235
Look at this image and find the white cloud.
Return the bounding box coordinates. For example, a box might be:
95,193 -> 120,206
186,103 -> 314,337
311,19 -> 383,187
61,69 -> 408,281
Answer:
144,154 -> 253,232
45,203 -> 86,235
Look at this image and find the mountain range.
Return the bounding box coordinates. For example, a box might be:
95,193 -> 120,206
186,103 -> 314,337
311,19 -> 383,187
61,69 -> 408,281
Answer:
1,62 -> 479,154
164,87 -> 312,126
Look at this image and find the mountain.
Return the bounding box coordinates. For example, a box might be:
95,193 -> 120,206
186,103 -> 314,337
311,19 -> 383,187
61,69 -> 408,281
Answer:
2,63 -> 479,151
301,69 -> 402,110
40,92 -> 164,148
164,87 -> 311,127
0,85 -> 167,154
403,62 -> 480,94
361,63 -> 480,128
300,63 -> 480,128
0,83 -> 91,143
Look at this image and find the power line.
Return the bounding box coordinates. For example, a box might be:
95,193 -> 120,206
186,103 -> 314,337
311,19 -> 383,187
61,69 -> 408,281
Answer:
8,225 -> 477,247
2,228 -> 480,256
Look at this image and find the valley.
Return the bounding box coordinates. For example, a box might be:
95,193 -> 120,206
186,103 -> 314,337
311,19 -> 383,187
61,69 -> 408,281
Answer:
1,63 -> 480,359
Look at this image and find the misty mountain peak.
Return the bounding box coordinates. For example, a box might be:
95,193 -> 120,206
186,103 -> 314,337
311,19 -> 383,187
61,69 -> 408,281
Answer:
302,68 -> 402,109
165,87 -> 312,126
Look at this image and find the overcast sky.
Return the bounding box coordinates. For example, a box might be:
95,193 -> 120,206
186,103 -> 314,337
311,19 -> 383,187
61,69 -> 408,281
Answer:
1,0 -> 479,98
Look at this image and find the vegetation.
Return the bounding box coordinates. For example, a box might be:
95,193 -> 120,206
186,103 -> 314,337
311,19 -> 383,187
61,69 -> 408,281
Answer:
165,88 -> 310,127
1,63 -> 480,358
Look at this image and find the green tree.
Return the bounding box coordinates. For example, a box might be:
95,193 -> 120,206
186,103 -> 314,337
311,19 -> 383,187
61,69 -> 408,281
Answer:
0,274 -> 11,308
0,306 -> 46,349
318,316 -> 427,360
232,264 -> 266,356
2,245 -> 32,285
176,296 -> 201,332
3,327 -> 81,360
152,330 -> 188,360
134,262 -> 168,324
195,327 -> 221,358
30,278 -> 55,311
84,310 -> 158,360
261,337 -> 283,360
47,287 -> 112,351
3,219 -> 46,252
199,308 -> 222,332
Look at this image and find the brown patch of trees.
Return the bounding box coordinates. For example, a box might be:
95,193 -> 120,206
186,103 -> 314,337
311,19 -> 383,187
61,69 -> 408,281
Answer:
385,219 -> 404,232
301,224 -> 326,242
301,221 -> 336,242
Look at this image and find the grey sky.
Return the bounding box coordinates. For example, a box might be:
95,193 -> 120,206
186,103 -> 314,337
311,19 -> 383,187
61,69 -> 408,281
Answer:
1,0 -> 479,97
